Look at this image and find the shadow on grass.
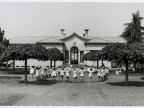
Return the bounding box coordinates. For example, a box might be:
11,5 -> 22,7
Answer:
106,81 -> 144,87
0,76 -> 22,79
140,77 -> 144,80
18,80 -> 59,85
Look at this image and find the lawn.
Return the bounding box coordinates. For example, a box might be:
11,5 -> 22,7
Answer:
0,72 -> 144,106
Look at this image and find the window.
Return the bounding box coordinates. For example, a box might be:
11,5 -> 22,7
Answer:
65,51 -> 69,62
70,47 -> 78,64
80,51 -> 84,62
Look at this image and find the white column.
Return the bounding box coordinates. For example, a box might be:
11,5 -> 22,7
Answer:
68,51 -> 70,64
78,51 -> 80,64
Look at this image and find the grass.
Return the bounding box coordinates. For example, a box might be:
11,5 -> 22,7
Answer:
0,94 -> 25,106
0,72 -> 144,105
1,68 -> 144,105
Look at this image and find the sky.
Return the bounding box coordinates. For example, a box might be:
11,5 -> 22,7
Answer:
0,2 -> 144,39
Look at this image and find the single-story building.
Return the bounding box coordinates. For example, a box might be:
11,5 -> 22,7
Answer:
10,29 -> 125,68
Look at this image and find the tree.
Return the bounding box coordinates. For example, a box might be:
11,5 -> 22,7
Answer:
2,37 -> 9,47
101,43 -> 144,86
48,48 -> 64,68
82,51 -> 100,67
0,28 -> 4,42
120,11 -> 144,43
0,28 -> 9,67
0,43 -> 6,66
2,44 -> 48,84
0,28 -> 9,47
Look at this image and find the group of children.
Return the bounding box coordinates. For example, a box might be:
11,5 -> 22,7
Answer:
29,64 -> 109,83
115,65 -> 135,75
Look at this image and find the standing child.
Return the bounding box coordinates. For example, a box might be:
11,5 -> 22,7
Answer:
36,66 -> 40,80
29,66 -> 35,79
39,66 -> 43,79
80,68 -> 85,82
97,67 -> 101,82
65,67 -> 70,83
42,68 -> 48,79
115,70 -> 119,75
105,67 -> 109,76
88,68 -> 93,82
83,67 -> 87,73
51,68 -> 57,81
100,67 -> 104,81
60,68 -> 64,82
73,68 -> 78,83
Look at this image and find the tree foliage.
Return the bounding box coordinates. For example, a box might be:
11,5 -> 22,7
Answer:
0,28 -> 9,47
48,48 -> 64,61
0,28 -> 4,42
101,43 -> 144,62
0,28 -> 9,65
120,11 -> 144,43
82,51 -> 100,61
0,43 -> 6,55
2,44 -> 48,61
101,42 -> 144,86
2,38 -> 9,47
1,44 -> 48,84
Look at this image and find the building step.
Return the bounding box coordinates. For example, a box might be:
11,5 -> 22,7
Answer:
60,63 -> 88,68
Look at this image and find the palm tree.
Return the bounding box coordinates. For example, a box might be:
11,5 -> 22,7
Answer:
120,11 -> 144,43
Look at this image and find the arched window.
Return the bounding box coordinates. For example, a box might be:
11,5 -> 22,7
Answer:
70,47 -> 78,64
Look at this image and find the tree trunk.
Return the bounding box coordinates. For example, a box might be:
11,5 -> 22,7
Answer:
54,60 -> 56,67
50,60 -> 52,69
93,61 -> 95,67
5,61 -> 8,69
125,60 -> 129,86
134,61 -> 136,69
97,60 -> 99,68
25,54 -> 27,85
13,59 -> 15,73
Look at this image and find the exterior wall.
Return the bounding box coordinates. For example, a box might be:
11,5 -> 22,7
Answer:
84,60 -> 111,68
11,59 -> 63,68
63,35 -> 86,51
12,59 -> 111,68
85,44 -> 106,51
41,44 -> 63,51
63,35 -> 86,64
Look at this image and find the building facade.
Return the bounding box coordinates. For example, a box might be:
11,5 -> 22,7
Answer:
10,29 -> 125,68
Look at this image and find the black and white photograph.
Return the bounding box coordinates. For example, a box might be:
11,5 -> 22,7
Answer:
0,0 -> 144,106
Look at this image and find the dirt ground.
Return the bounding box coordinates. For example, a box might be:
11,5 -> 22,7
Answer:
1,73 -> 144,106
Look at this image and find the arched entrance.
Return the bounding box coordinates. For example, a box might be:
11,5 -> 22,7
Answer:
70,46 -> 78,64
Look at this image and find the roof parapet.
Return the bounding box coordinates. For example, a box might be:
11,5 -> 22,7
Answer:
84,29 -> 89,36
60,29 -> 65,38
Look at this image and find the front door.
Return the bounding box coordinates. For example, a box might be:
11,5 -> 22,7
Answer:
70,47 -> 78,64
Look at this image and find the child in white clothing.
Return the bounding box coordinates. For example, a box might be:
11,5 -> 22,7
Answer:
36,67 -> 40,80
97,67 -> 101,82
60,68 -> 64,82
80,68 -> 85,82
29,66 -> 35,79
65,68 -> 70,82
89,68 -> 93,82
73,68 -> 78,83
51,68 -> 57,81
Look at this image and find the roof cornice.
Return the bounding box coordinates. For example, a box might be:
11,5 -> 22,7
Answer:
60,32 -> 91,41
